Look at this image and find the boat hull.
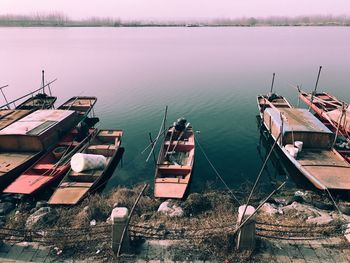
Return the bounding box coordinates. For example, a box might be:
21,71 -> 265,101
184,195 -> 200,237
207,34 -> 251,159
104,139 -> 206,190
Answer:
154,124 -> 195,199
48,130 -> 123,205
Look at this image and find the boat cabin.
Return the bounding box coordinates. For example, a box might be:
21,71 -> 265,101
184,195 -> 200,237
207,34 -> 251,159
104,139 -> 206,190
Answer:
263,108 -> 334,148
0,109 -> 79,152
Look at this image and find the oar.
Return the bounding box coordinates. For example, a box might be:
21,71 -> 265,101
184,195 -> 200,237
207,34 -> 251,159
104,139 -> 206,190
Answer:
146,106 -> 168,162
309,66 -> 322,111
164,122 -> 177,157
169,123 -> 191,164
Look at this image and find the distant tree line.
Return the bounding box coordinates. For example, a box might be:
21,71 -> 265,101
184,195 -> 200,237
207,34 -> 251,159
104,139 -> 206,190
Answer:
0,13 -> 349,27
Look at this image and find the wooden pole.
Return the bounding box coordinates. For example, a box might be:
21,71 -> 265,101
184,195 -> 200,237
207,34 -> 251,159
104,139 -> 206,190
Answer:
309,66 -> 322,111
270,72 -> 275,94
117,184 -> 148,257
234,181 -> 286,236
239,132 -> 282,225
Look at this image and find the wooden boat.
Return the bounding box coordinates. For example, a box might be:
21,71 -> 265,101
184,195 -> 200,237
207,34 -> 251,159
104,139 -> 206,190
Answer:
15,93 -> 56,110
58,96 -> 97,120
48,129 -> 123,205
0,109 -> 79,190
0,93 -> 57,131
257,93 -> 293,113
258,92 -> 350,191
154,118 -> 195,199
299,91 -> 350,137
3,128 -> 96,195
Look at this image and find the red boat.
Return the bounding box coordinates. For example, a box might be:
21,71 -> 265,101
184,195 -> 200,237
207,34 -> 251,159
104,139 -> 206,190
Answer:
299,91 -> 350,163
48,129 -> 123,205
299,91 -> 350,137
154,118 -> 195,199
3,128 -> 96,195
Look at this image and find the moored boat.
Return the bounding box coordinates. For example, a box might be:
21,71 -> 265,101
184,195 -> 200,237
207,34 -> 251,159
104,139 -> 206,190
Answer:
3,128 -> 96,195
15,93 -> 56,110
58,96 -> 97,119
48,129 -> 123,205
154,118 -> 195,199
299,91 -> 350,137
0,109 -> 79,190
0,92 -> 57,131
258,92 -> 350,191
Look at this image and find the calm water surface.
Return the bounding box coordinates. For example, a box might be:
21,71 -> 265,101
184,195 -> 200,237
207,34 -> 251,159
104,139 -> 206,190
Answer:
1,27 -> 350,193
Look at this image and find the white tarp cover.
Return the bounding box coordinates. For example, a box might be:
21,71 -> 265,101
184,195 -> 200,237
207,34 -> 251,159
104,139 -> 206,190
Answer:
0,110 -> 75,135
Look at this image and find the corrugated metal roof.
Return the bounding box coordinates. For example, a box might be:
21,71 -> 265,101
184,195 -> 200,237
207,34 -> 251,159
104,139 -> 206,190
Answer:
0,109 -> 75,135
265,108 -> 332,134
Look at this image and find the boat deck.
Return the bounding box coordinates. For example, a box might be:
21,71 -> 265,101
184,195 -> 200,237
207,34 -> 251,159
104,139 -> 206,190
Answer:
296,148 -> 350,190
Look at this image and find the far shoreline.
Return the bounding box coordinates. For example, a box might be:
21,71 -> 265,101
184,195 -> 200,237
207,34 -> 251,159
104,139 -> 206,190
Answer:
0,24 -> 350,28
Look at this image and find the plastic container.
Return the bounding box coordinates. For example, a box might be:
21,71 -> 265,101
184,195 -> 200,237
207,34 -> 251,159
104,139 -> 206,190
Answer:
71,153 -> 107,172
294,141 -> 303,152
285,144 -> 298,158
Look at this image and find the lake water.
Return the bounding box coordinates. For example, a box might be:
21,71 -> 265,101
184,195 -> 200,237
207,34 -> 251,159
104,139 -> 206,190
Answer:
1,27 -> 350,194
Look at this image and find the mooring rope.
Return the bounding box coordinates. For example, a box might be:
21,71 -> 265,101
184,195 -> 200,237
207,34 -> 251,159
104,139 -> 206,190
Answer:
194,136 -> 241,205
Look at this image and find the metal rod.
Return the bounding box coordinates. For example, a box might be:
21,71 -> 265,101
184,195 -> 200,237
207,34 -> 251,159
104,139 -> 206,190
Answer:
0,79 -> 57,109
41,70 -> 45,94
270,72 -> 275,94
0,85 -> 10,109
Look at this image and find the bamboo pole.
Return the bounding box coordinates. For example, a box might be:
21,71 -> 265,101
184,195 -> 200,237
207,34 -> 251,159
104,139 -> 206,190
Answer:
148,132 -> 156,165
146,106 -> 168,162
239,132 -> 282,225
309,66 -> 322,111
234,181 -> 286,236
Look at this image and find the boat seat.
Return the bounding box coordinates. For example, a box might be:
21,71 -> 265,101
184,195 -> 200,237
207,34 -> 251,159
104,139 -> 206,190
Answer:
158,165 -> 191,171
86,144 -> 115,155
32,164 -> 55,170
59,141 -> 79,147
68,170 -> 103,182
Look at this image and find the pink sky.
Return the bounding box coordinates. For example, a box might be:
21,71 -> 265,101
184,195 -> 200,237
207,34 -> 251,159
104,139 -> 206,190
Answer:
0,0 -> 349,20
